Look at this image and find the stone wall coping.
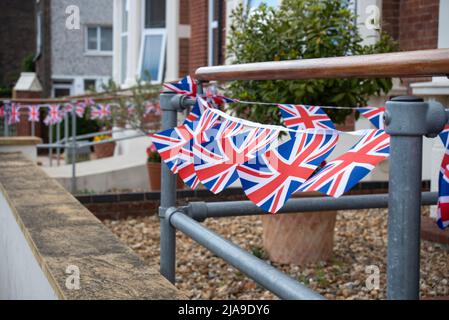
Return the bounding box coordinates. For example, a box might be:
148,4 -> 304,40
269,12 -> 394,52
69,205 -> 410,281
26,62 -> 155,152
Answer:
0,137 -> 42,146
0,152 -> 184,300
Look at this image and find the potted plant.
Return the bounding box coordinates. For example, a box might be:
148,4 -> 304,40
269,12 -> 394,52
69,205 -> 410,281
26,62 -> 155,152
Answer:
146,144 -> 184,191
227,1 -> 397,265
93,134 -> 115,159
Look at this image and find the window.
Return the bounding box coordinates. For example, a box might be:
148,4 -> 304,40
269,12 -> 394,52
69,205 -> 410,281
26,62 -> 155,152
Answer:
145,0 -> 166,28
121,0 -> 129,83
138,32 -> 166,83
53,80 -> 73,98
138,0 -> 167,83
208,0 -> 222,66
85,26 -> 113,53
84,79 -> 96,91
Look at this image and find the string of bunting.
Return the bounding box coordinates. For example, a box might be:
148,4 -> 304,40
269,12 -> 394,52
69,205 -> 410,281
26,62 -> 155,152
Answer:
151,75 -> 391,214
0,99 -> 161,126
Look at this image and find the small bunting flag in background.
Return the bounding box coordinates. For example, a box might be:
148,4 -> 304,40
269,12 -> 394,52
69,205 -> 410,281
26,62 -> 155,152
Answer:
27,105 -> 40,122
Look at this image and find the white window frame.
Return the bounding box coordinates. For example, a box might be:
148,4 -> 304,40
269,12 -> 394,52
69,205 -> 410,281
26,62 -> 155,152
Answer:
52,82 -> 73,98
208,0 -> 219,66
85,26 -> 113,55
120,0 -> 129,83
137,29 -> 167,84
137,0 -> 167,84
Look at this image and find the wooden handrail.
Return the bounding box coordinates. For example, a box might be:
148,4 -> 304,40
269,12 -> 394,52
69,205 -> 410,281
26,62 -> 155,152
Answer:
195,49 -> 449,81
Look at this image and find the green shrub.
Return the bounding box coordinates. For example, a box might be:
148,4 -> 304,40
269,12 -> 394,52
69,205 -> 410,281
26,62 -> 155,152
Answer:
226,0 -> 398,124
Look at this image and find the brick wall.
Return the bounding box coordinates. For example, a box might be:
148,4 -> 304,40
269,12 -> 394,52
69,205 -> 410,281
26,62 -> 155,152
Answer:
0,0 -> 36,89
398,0 -> 439,51
189,0 -> 209,74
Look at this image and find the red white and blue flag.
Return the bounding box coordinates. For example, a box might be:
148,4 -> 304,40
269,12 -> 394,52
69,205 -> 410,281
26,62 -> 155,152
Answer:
8,103 -> 21,125
299,129 -> 390,198
237,130 -> 339,213
27,105 -> 40,122
278,104 -> 335,132
90,104 -> 111,120
44,105 -> 63,125
357,107 -> 385,130
170,108 -> 222,188
150,104 -> 221,187
437,124 -> 449,229
205,86 -> 237,107
194,126 -> 280,194
163,75 -> 197,97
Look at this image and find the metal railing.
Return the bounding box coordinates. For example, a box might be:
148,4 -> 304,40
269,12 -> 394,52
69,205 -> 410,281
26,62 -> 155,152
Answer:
159,48 -> 449,300
34,107 -> 147,193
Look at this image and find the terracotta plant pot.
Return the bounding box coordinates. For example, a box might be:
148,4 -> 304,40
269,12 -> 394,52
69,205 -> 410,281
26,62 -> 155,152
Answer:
147,162 -> 184,191
94,141 -> 116,159
261,192 -> 337,265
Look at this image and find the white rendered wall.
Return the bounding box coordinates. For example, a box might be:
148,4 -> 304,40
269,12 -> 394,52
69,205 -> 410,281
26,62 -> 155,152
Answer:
0,146 -> 38,162
0,192 -> 59,300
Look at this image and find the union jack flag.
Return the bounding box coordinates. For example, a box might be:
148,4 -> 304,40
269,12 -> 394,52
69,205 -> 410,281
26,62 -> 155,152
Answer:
8,103 -> 21,125
237,130 -> 339,213
357,107 -> 385,129
0,105 -> 5,118
299,129 -> 390,198
144,102 -> 161,115
150,106 -> 220,181
436,124 -> 449,229
44,105 -> 63,125
205,86 -> 237,107
90,104 -> 111,120
194,126 -> 280,194
278,104 -> 335,131
27,105 -> 40,122
163,75 -> 197,97
64,103 -> 85,118
170,108 -> 222,189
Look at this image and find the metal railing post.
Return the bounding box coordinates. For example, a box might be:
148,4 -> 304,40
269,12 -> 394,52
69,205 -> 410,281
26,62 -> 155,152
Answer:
49,124 -> 53,167
71,103 -> 77,193
159,91 -> 179,283
385,96 -> 446,300
4,101 -> 10,137
56,121 -> 61,166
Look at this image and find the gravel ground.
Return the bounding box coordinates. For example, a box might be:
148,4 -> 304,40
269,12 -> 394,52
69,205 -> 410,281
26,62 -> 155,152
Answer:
103,207 -> 449,299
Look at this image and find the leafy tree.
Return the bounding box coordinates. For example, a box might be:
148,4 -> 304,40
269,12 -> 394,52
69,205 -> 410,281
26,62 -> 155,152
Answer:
226,0 -> 397,124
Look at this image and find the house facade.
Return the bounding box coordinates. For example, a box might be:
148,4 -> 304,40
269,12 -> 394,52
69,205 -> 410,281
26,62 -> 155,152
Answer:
36,0 -> 113,97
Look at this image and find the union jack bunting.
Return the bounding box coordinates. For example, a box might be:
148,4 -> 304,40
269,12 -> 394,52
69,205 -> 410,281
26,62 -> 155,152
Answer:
150,106 -> 220,178
8,103 -> 21,125
436,124 -> 449,229
163,75 -> 197,97
205,86 -> 237,107
63,103 -> 85,118
90,104 -> 111,120
44,105 -> 63,125
27,105 -> 40,122
278,104 -> 335,131
0,106 -> 4,118
299,129 -> 390,198
437,166 -> 449,229
357,107 -> 385,129
170,108 -> 222,188
194,127 -> 280,194
237,130 -> 339,213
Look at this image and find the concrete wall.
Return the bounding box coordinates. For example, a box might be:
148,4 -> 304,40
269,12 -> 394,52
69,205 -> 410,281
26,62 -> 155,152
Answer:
0,152 -> 183,300
0,190 -> 58,300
